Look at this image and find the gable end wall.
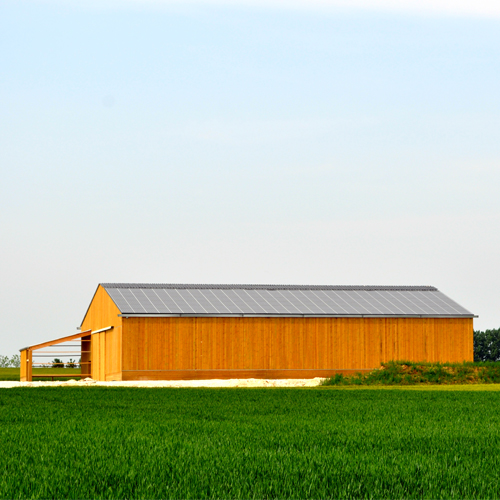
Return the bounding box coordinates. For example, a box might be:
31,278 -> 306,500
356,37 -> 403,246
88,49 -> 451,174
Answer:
81,285 -> 123,381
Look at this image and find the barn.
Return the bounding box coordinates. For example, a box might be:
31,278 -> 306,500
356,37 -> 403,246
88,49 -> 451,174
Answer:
20,283 -> 475,381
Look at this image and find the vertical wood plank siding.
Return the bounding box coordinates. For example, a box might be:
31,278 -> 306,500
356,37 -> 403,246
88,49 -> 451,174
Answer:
121,316 -> 473,380
80,285 -> 122,381
20,349 -> 28,382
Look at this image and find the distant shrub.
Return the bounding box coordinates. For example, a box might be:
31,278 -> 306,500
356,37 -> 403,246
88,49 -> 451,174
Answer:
66,359 -> 76,369
52,358 -> 64,369
474,328 -> 500,362
322,360 -> 500,386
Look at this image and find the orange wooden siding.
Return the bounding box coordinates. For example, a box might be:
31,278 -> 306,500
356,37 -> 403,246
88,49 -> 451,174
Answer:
81,285 -> 122,381
120,316 -> 473,379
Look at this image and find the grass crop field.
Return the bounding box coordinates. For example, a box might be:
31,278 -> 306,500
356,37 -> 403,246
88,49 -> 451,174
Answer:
2,388 -> 500,499
0,367 -> 81,381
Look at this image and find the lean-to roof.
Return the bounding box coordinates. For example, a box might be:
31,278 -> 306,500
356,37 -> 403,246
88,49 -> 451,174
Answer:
99,284 -> 475,318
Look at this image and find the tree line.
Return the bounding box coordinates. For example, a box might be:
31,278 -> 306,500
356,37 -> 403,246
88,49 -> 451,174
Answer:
0,355 -> 78,368
0,355 -> 20,368
50,358 -> 79,368
473,328 -> 500,362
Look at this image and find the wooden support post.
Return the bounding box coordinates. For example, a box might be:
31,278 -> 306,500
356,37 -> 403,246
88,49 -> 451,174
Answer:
20,349 -> 32,382
81,335 -> 91,377
27,349 -> 32,382
20,350 -> 27,381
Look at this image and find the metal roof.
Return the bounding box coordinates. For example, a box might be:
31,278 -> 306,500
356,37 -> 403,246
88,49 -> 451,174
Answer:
100,284 -> 475,318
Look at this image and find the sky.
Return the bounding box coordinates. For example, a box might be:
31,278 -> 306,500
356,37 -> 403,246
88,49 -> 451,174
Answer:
1,0 -> 499,356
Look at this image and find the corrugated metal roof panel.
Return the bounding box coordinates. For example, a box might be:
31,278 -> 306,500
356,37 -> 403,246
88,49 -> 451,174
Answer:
100,284 -> 474,317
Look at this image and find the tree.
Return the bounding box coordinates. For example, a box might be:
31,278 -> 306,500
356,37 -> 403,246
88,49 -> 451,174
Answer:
0,355 -> 21,368
9,354 -> 20,368
52,358 -> 64,368
474,328 -> 500,362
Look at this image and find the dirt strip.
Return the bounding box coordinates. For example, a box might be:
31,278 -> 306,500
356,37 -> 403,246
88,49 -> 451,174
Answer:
0,377 -> 325,388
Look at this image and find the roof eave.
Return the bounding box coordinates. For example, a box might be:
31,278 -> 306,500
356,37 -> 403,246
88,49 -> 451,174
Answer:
118,313 -> 477,319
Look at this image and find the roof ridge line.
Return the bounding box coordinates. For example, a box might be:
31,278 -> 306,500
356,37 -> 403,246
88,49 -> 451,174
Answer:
101,283 -> 438,291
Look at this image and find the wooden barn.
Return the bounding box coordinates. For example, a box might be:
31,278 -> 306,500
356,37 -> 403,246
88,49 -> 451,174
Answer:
20,283 -> 475,381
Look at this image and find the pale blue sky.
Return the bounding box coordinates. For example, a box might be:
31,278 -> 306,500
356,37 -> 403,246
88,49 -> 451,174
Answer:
1,0 -> 499,355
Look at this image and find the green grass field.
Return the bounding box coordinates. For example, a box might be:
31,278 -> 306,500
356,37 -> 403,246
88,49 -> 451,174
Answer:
1,388 -> 500,499
0,368 -> 81,381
